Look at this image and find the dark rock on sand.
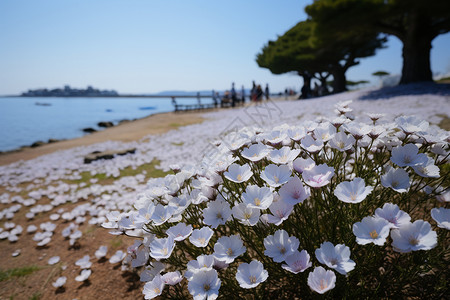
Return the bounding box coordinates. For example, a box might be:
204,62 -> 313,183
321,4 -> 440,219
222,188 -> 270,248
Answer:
30,141 -> 45,148
84,148 -> 136,164
98,121 -> 114,128
82,127 -> 97,133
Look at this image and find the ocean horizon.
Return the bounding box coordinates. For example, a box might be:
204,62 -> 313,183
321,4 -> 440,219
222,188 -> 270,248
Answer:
0,96 -> 214,152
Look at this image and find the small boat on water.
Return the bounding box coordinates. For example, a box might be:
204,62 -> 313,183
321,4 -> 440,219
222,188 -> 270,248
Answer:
35,102 -> 52,106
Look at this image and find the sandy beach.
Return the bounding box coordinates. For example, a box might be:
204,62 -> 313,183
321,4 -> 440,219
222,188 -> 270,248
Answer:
0,110 -> 205,166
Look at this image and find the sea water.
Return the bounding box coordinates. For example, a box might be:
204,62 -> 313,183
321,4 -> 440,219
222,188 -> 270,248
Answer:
0,97 -> 213,152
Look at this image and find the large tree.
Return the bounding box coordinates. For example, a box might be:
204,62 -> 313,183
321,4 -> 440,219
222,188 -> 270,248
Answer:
306,0 -> 450,84
256,20 -> 323,95
256,20 -> 385,93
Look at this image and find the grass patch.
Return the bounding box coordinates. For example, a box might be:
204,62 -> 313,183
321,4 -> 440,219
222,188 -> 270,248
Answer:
68,159 -> 170,187
169,123 -> 183,128
437,114 -> 450,131
0,265 -> 42,282
436,77 -> 450,83
29,292 -> 41,300
110,236 -> 123,249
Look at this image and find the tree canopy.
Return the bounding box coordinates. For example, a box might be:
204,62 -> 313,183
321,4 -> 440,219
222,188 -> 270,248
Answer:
305,0 -> 450,84
256,18 -> 386,93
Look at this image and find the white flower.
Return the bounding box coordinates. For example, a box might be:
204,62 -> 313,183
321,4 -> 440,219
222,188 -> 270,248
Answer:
353,216 -> 391,246
281,250 -> 312,274
375,203 -> 411,229
75,269 -> 92,282
263,197 -> 294,226
302,164 -> 334,188
314,122 -> 336,142
412,157 -> 440,178
391,144 -> 428,167
224,163 -> 253,183
366,112 -> 385,122
264,129 -> 288,144
132,247 -> 150,268
185,255 -> 215,280
333,177 -> 373,204
140,262 -> 165,282
278,176 -> 310,205
391,220 -> 437,253
109,250 -> 126,264
202,199 -> 232,228
261,164 -> 292,187
287,126 -> 307,141
52,276 -> 66,288
264,229 -> 299,262
315,242 -> 355,275
232,202 -> 260,226
75,255 -> 92,269
293,157 -> 315,174
241,143 -> 270,162
395,115 -> 429,134
431,207 -> 450,230
235,260 -> 268,289
149,236 -> 175,260
166,223 -> 193,241
301,135 -> 324,153
187,269 -> 221,300
189,227 -> 214,248
213,234 -> 246,264
162,271 -> 183,285
328,131 -> 355,151
48,256 -> 60,265
241,185 -> 274,210
436,187 -> 450,203
95,245 -> 108,259
150,204 -> 176,226
343,122 -> 371,139
143,275 -> 165,299
307,266 -> 336,294
268,146 -> 301,164
381,168 -> 410,193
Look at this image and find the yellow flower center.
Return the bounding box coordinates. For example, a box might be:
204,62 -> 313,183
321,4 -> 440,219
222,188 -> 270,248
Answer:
249,275 -> 257,284
162,247 -> 168,255
153,287 -> 161,294
409,237 -> 419,246
203,284 -> 210,291
237,174 -> 243,181
274,175 -> 279,183
254,197 -> 261,206
319,279 -> 327,290
349,192 -> 357,202
244,212 -> 252,220
369,230 -> 379,239
226,248 -> 233,256
198,238 -> 206,245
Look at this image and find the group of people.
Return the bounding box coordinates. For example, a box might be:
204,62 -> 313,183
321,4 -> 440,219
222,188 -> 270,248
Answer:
212,82 -> 271,107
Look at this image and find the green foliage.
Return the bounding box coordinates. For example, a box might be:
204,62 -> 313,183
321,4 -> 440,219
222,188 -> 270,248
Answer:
306,0 -> 450,84
0,265 -> 42,282
372,71 -> 390,77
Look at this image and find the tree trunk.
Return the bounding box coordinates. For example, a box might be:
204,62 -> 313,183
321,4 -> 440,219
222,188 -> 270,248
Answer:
399,14 -> 433,84
331,68 -> 347,93
300,73 -> 312,99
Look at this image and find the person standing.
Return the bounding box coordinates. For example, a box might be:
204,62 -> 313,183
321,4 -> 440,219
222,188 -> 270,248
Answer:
241,85 -> 246,103
265,84 -> 270,100
256,84 -> 263,102
231,82 -> 237,107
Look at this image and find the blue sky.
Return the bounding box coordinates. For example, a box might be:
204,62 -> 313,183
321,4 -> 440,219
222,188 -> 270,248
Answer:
0,0 -> 449,95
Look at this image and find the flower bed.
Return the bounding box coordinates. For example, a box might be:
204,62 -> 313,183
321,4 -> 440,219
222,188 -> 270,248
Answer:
104,100 -> 449,299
